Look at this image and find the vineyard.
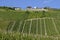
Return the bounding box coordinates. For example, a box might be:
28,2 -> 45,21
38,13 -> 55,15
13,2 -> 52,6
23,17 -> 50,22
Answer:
4,17 -> 60,40
0,9 -> 60,40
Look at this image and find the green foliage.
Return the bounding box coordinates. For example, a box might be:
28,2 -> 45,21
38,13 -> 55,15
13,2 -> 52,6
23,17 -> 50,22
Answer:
0,8 -> 60,40
0,32 -> 57,40
0,6 -> 15,10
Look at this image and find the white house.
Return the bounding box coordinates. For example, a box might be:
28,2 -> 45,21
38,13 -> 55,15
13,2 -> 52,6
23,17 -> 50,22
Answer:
15,7 -> 21,10
26,7 -> 48,12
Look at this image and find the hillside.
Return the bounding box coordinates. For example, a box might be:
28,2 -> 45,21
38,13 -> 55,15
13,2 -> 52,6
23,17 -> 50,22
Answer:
0,8 -> 60,40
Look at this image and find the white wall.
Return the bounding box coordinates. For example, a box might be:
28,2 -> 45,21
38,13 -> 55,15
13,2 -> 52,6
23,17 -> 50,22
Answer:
26,8 -> 48,12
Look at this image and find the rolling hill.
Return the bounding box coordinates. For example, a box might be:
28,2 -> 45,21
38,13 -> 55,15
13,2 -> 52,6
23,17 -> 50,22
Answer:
0,7 -> 60,40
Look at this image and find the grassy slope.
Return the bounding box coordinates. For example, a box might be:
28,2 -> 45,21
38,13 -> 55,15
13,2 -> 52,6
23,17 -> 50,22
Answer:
0,8 -> 60,40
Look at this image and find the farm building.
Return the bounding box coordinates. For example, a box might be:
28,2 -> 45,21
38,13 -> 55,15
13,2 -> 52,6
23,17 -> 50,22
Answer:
26,7 -> 48,12
14,7 -> 21,10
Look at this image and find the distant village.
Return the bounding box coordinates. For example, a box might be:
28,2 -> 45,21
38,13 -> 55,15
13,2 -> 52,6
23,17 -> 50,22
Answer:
25,6 -> 48,12
0,6 -> 49,12
15,6 -> 48,12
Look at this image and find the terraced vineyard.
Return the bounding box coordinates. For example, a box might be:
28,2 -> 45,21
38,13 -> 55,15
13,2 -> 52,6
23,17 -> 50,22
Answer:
3,17 -> 59,40
0,9 -> 60,40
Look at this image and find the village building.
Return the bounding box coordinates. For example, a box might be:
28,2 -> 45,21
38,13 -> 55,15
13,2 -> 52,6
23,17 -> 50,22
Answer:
14,7 -> 21,10
26,7 -> 48,12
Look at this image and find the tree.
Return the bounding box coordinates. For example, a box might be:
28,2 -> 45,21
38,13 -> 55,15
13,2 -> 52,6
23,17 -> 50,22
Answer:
27,6 -> 32,9
44,7 -> 50,9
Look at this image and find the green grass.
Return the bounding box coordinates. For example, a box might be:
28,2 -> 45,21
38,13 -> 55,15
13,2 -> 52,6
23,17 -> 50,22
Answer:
0,9 -> 60,40
5,18 -> 60,40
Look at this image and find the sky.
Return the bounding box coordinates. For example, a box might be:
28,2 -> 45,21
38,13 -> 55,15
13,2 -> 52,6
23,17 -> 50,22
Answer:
0,0 -> 60,9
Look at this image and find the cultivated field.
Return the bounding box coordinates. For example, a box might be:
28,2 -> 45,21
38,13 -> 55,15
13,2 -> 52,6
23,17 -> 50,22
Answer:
0,9 -> 60,40
5,17 -> 60,40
